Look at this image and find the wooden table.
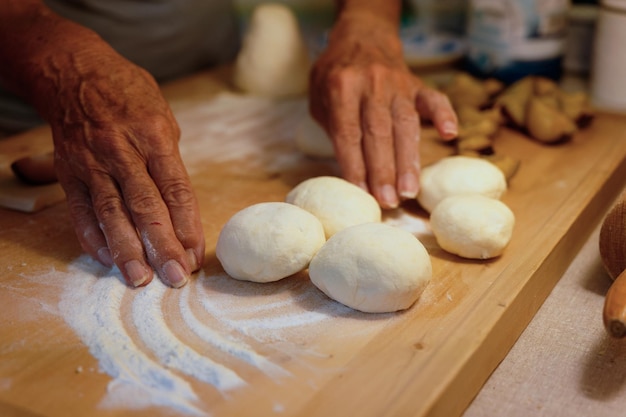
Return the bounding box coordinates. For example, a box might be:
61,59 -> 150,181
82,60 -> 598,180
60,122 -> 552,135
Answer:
0,67 -> 625,417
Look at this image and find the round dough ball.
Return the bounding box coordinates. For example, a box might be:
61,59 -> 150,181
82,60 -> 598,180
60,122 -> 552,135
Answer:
233,3 -> 310,97
286,176 -> 381,238
430,194 -> 515,259
295,113 -> 335,158
308,223 -> 432,313
216,202 -> 325,283
417,156 -> 507,213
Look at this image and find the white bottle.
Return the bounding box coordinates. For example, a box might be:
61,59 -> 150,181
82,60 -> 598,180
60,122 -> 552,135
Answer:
465,0 -> 570,83
590,0 -> 626,111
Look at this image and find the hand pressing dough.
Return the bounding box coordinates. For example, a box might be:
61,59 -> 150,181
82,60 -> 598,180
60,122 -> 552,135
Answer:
417,155 -> 507,213
430,194 -> 515,259
308,223 -> 432,313
286,176 -> 381,238
216,202 -> 325,283
295,113 -> 335,158
233,3 -> 310,97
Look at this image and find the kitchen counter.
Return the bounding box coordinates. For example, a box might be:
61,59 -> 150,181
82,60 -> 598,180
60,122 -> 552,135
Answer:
0,67 -> 625,417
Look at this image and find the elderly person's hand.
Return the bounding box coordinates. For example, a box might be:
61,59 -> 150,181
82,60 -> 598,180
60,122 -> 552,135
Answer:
0,1 -> 204,288
309,3 -> 458,209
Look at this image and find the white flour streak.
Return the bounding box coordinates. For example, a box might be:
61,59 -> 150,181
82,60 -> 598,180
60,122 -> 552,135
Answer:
195,275 -> 355,340
179,284 -> 289,379
131,280 -> 245,391
59,260 -> 204,415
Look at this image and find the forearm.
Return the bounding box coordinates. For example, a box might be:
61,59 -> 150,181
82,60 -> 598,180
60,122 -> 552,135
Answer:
0,0 -> 133,124
328,0 -> 403,64
333,0 -> 401,29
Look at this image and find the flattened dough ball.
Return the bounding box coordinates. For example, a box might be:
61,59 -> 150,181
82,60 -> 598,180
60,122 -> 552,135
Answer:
295,113 -> 335,158
216,202 -> 325,282
286,176 -> 381,238
430,194 -> 515,259
417,155 -> 507,213
309,223 -> 432,313
233,3 -> 310,97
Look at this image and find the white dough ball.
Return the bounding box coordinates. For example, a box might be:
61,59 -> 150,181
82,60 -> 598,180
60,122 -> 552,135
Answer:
309,223 -> 432,313
216,202 -> 325,283
233,3 -> 310,97
430,194 -> 515,259
295,113 -> 335,158
286,176 -> 381,238
417,156 -> 507,213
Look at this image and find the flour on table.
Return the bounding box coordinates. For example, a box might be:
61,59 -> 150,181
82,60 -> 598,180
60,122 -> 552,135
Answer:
55,254 -> 395,415
175,93 -> 308,176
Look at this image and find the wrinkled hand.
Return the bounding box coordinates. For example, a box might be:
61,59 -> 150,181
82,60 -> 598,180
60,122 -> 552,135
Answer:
49,54 -> 204,288
309,16 -> 458,209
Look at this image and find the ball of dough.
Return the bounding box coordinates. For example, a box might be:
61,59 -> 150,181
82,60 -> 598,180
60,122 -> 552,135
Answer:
308,223 -> 432,313
233,3 -> 310,97
286,176 -> 381,238
430,194 -> 515,259
295,113 -> 335,158
216,202 -> 325,282
417,156 -> 507,213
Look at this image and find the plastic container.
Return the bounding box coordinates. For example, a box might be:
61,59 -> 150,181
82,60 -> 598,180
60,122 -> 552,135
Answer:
464,0 -> 570,84
590,0 -> 626,111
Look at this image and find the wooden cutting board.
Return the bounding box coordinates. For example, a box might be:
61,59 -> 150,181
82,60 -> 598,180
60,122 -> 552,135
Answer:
0,67 -> 625,417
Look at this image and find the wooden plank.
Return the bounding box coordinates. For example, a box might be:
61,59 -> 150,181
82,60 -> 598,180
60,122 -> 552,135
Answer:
0,68 -> 624,417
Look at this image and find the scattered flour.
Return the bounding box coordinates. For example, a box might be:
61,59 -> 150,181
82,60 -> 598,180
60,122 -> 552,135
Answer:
55,255 -> 391,415
59,260 -> 204,415
177,93 -> 307,176
131,281 -> 245,391
48,94 -> 434,415
178,285 -> 289,379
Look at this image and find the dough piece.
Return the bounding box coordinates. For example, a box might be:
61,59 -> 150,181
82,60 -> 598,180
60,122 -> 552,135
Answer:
216,202 -> 325,282
430,194 -> 515,259
308,223 -> 432,313
233,3 -> 310,97
417,155 -> 507,213
295,113 -> 335,158
286,176 -> 381,238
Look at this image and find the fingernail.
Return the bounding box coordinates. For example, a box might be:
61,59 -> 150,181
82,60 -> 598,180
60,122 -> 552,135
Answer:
378,184 -> 399,209
163,260 -> 189,288
442,121 -> 458,137
186,248 -> 199,272
125,260 -> 151,287
398,173 -> 419,199
97,247 -> 114,267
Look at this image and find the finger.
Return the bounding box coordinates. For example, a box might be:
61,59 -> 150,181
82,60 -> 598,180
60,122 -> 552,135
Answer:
325,69 -> 368,191
117,164 -> 192,288
62,174 -> 116,270
362,96 -> 398,209
391,96 -> 421,200
415,87 -> 458,140
149,153 -> 205,273
89,171 -> 155,288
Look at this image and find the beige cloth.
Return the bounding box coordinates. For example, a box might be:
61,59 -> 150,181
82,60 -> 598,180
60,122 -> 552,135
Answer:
464,197 -> 626,417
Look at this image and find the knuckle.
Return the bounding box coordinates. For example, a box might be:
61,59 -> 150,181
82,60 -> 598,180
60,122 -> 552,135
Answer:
126,191 -> 163,217
160,179 -> 196,207
326,66 -> 360,95
334,122 -> 362,146
93,193 -> 126,221
149,114 -> 181,142
394,108 -> 419,127
362,113 -> 392,139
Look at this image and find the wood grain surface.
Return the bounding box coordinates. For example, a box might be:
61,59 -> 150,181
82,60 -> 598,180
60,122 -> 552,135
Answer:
0,67 -> 625,417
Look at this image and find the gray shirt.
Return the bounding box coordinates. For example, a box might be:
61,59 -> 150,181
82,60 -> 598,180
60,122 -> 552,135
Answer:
0,0 -> 240,132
